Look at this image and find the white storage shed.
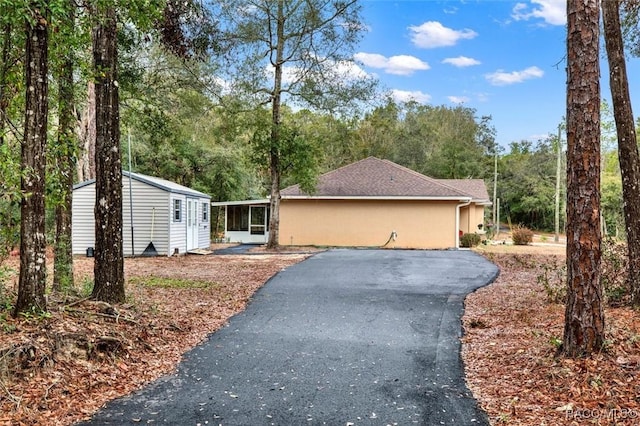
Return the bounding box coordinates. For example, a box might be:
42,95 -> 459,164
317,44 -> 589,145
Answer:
72,171 -> 211,257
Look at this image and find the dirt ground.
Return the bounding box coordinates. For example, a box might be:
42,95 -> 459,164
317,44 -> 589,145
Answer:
0,246 -> 312,425
465,242 -> 640,425
1,240 -> 638,425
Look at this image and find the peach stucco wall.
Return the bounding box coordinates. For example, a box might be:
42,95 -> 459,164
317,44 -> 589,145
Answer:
459,204 -> 487,234
279,199 -> 463,249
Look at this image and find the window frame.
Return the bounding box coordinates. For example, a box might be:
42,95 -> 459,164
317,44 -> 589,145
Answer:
202,202 -> 209,222
173,199 -> 182,222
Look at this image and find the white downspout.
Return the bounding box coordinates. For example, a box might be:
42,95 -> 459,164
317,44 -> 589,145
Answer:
455,199 -> 472,249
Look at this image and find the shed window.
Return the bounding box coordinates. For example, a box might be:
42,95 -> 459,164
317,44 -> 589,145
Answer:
228,205 -> 249,231
202,202 -> 209,222
173,199 -> 182,222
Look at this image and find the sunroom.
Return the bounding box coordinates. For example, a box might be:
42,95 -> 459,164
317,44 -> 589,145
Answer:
212,199 -> 270,244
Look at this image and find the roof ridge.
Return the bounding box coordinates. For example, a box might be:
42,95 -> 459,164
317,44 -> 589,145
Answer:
281,156 -> 380,193
280,157 -> 486,199
378,158 -> 472,198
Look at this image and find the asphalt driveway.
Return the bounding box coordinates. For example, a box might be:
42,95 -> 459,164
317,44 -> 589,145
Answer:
79,249 -> 499,425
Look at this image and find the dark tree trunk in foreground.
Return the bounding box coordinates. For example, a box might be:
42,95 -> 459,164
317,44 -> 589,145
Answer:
14,6 -> 49,315
602,0 -> 640,306
53,13 -> 75,292
562,0 -> 605,357
92,6 -> 124,303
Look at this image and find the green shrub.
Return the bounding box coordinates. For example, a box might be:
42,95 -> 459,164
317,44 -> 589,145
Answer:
511,225 -> 534,245
535,237 -> 633,307
460,233 -> 482,248
601,237 -> 630,306
536,258 -> 566,304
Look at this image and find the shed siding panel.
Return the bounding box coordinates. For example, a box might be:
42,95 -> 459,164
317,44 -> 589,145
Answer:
122,177 -> 171,256
71,185 -> 97,255
279,199 -> 458,249
73,178 -> 172,256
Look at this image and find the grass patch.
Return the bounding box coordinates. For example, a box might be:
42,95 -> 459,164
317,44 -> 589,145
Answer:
128,276 -> 218,289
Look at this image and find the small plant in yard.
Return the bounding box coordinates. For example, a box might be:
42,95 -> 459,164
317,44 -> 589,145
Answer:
536,257 -> 567,303
460,233 -> 482,248
549,335 -> 563,349
534,237 -> 633,307
81,277 -> 94,297
18,306 -> 52,322
510,254 -> 537,268
601,237 -> 630,306
0,267 -> 15,315
511,224 -> 534,245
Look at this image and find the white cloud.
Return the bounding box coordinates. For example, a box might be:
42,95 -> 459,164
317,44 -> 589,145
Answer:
530,132 -> 555,142
448,96 -> 470,104
274,59 -> 370,86
333,60 -> 371,80
443,6 -> 458,15
476,92 -> 490,102
442,56 -> 481,67
511,0 -> 566,26
391,89 -> 431,104
409,21 -> 477,49
354,52 -> 430,76
485,66 -> 544,86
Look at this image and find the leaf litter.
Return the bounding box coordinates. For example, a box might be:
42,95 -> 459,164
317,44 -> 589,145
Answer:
0,249 -> 310,425
463,251 -> 640,425
2,246 -> 639,425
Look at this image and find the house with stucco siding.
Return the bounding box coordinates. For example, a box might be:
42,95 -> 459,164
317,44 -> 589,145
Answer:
213,157 -> 491,249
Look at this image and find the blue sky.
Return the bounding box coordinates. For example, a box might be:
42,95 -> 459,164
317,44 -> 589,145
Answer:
355,0 -> 640,148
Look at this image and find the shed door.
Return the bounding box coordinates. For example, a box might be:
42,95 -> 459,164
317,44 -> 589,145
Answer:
186,198 -> 198,250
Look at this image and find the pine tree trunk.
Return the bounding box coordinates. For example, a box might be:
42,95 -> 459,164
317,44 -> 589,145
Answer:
92,6 -> 124,304
562,0 -> 605,357
602,0 -> 640,306
53,15 -> 75,292
14,6 -> 48,315
76,81 -> 96,181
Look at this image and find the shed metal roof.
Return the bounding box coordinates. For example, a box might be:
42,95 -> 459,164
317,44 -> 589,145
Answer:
73,171 -> 211,199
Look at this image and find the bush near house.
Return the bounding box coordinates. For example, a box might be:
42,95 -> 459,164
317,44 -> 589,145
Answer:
460,232 -> 482,248
511,225 -> 534,245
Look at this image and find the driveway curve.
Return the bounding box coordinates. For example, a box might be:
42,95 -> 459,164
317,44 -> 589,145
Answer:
79,249 -> 498,425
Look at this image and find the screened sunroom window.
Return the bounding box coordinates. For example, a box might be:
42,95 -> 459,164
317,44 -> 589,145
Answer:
228,205 -> 249,231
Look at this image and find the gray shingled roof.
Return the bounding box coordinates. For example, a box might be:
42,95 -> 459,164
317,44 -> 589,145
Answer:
281,157 -> 487,200
437,179 -> 491,203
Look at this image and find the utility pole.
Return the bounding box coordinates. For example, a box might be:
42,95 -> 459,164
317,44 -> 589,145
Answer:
496,198 -> 500,239
493,151 -> 498,236
555,122 -> 563,243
